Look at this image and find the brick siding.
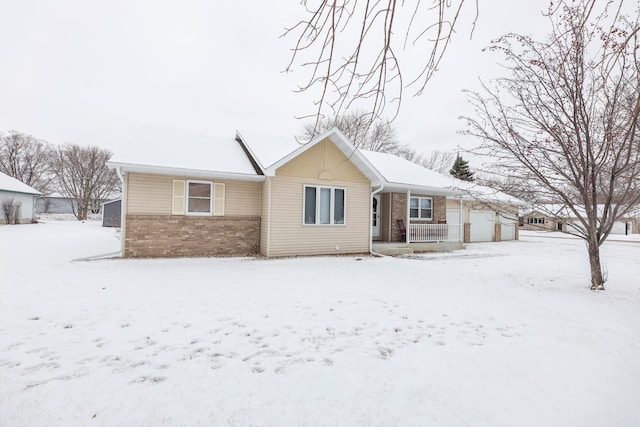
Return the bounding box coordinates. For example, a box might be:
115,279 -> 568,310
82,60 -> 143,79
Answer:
389,193 -> 447,242
124,215 -> 260,258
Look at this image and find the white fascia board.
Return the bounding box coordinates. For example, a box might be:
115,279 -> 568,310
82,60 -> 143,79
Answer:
0,188 -> 43,196
382,183 -> 464,197
448,194 -> 528,206
106,162 -> 265,182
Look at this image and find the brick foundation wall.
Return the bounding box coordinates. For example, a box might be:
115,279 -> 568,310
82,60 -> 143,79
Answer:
125,215 -> 260,258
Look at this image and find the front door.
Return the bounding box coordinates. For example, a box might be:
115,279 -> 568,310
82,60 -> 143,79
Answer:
372,195 -> 381,238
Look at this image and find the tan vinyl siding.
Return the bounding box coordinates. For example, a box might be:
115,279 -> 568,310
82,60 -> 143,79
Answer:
267,175 -> 370,257
224,181 -> 261,216
127,172 -> 261,216
128,173 -> 173,214
260,177 -> 271,256
276,138 -> 369,183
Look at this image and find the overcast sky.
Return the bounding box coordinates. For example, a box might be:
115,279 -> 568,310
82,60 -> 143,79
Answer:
0,1 -> 548,156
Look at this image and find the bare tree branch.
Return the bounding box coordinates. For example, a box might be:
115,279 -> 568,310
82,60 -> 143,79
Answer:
283,0 -> 476,132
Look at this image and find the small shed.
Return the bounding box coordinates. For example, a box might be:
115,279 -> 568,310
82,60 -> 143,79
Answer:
102,199 -> 121,227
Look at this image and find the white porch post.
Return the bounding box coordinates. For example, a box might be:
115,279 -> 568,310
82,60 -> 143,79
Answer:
369,184 -> 384,254
406,189 -> 411,244
458,195 -> 463,243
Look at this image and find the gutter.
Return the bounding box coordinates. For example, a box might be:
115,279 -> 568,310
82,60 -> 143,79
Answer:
369,184 -> 385,256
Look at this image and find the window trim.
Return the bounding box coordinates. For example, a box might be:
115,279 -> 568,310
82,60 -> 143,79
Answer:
302,185 -> 347,226
186,180 -> 213,216
409,196 -> 433,220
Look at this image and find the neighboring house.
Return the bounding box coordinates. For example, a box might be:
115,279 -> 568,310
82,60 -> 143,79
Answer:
0,171 -> 43,224
102,199 -> 121,227
107,127 -> 481,258
521,206 -> 639,235
35,193 -> 77,214
35,193 -> 110,215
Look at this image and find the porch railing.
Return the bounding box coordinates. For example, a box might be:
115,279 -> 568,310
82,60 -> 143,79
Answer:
409,223 -> 461,242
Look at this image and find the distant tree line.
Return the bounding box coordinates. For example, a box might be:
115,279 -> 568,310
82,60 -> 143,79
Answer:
299,110 -> 465,175
0,130 -> 120,221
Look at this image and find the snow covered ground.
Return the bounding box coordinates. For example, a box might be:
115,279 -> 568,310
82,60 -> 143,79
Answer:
1,220 -> 639,427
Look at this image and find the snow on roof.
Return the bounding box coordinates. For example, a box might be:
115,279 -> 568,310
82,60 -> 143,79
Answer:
236,130 -> 301,170
0,171 -> 42,196
446,178 -> 527,206
361,150 -> 462,195
108,127 -> 259,177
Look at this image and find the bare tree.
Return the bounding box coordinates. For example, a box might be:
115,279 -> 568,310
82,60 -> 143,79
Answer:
1,198 -> 22,224
299,110 -> 409,154
283,1 -> 476,131
49,144 -> 120,221
464,1 -> 640,290
0,130 -> 52,193
417,150 -> 455,174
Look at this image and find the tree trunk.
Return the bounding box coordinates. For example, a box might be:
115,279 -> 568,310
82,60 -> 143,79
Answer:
77,205 -> 88,221
586,238 -> 605,290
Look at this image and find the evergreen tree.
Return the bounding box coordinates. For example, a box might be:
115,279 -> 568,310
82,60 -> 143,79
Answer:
450,154 -> 474,181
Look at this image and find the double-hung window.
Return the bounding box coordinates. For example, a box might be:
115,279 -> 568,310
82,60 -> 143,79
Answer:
304,185 -> 346,225
409,197 -> 432,220
187,180 -> 213,215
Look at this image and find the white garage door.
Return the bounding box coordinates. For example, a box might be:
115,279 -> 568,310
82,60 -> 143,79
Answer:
470,211 -> 495,242
500,215 -> 517,241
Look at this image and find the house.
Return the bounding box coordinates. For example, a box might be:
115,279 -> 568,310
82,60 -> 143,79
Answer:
35,193 -> 111,215
35,193 -> 76,214
521,205 -> 639,235
0,171 -> 43,224
107,127 -> 479,258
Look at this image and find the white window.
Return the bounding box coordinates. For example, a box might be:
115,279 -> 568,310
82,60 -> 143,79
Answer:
304,186 -> 345,225
409,197 -> 432,220
187,180 -> 213,215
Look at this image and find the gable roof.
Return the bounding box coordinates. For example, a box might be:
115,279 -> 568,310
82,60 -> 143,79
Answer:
107,127 -> 263,181
0,171 -> 43,196
237,128 -> 384,184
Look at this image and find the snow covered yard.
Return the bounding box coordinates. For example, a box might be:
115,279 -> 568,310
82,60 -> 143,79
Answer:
1,221 -> 639,427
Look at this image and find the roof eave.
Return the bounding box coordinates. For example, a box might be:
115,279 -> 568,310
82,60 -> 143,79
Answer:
106,162 -> 265,182
0,188 -> 43,197
381,182 -> 464,196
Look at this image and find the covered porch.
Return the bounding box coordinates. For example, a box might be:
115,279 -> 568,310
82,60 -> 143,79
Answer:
370,188 -> 465,252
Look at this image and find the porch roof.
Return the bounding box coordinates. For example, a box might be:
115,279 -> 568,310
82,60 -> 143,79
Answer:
361,150 -> 463,196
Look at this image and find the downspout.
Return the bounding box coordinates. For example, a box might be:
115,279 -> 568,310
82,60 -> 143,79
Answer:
459,195 -> 464,244
115,166 -> 126,257
369,184 -> 384,256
